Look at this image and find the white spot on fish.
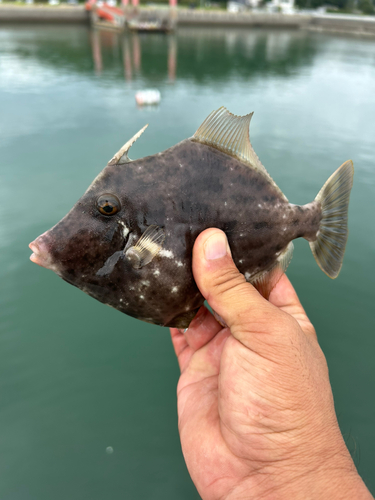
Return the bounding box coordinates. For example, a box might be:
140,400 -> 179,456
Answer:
245,272 -> 251,280
140,295 -> 144,300
258,204 -> 262,208
141,280 -> 150,287
240,233 -> 244,237
224,202 -> 227,206
176,261 -> 184,267
159,249 -> 174,259
179,163 -> 183,168
120,298 -> 123,302
283,214 -> 287,219
172,286 -> 178,293
118,220 -> 130,238
239,259 -> 243,264
153,269 -> 160,276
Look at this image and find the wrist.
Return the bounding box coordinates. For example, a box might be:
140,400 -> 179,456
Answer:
267,461 -> 371,500
226,466 -> 371,500
225,442 -> 373,500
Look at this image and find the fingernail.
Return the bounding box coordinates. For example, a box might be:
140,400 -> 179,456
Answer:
204,231 -> 230,260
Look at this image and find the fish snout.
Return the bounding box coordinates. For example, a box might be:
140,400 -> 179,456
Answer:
29,231 -> 58,272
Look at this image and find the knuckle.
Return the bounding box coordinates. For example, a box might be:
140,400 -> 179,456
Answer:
272,311 -> 300,338
235,303 -> 293,337
277,310 -> 296,329
235,304 -> 276,333
209,267 -> 248,300
306,323 -> 317,339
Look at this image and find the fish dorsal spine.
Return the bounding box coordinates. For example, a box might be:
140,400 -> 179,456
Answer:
108,124 -> 148,166
192,107 -> 288,201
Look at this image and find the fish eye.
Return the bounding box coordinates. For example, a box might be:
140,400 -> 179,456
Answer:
97,194 -> 121,216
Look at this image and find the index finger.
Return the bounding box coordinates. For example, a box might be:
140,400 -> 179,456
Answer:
269,274 -> 317,339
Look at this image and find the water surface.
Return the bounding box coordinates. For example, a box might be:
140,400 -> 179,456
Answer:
0,24 -> 374,499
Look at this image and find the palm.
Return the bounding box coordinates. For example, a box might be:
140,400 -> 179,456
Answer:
175,332 -> 249,500
170,275 -> 319,500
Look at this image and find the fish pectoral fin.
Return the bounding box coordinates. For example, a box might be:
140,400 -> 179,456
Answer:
108,124 -> 148,166
192,107 -> 287,201
96,251 -> 123,277
124,225 -> 165,269
248,242 -> 294,300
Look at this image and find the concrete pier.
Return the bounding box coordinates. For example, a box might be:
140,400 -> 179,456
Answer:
0,4 -> 375,36
0,4 -> 89,23
309,13 -> 375,36
177,10 -> 312,29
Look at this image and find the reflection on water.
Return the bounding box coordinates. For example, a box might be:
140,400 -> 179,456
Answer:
91,29 -> 173,81
89,28 -> 312,82
87,27 -> 316,82
91,29 -> 102,74
0,25 -> 319,87
0,25 -> 375,500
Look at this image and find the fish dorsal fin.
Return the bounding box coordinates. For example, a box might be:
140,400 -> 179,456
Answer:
124,225 -> 165,269
192,107 -> 287,201
108,124 -> 148,166
249,242 -> 293,299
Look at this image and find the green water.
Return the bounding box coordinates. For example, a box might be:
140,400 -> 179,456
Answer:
0,24 -> 374,498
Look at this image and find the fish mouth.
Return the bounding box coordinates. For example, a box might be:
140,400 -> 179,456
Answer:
29,235 -> 57,271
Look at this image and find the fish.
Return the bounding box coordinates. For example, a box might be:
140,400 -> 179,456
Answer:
29,107 -> 354,328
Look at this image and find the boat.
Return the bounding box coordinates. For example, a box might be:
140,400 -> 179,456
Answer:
127,17 -> 173,33
86,0 -> 126,31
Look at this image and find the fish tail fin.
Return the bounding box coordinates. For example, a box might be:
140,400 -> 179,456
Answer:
309,160 -> 354,279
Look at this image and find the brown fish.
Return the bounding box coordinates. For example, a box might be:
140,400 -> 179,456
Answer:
29,107 -> 354,328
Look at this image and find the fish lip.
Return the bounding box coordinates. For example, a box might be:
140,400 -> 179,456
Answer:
29,239 -> 56,271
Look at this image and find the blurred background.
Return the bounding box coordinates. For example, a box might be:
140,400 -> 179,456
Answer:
0,3 -> 374,498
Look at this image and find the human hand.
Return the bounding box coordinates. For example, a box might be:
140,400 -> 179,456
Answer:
170,228 -> 372,500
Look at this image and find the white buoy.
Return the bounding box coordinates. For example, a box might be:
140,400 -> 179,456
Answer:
135,89 -> 161,106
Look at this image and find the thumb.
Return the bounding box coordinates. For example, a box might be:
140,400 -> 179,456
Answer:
192,228 -> 284,342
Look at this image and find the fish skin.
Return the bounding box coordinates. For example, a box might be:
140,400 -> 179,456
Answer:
29,137 -> 322,328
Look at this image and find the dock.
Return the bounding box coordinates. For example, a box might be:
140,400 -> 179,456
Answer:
1,4 -> 375,37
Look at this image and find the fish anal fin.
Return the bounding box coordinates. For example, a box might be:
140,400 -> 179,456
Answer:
108,124 -> 148,166
165,308 -> 200,329
249,242 -> 294,299
192,107 -> 287,201
124,225 -> 165,269
212,309 -> 228,328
